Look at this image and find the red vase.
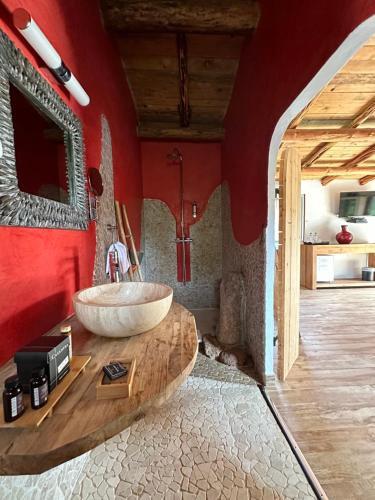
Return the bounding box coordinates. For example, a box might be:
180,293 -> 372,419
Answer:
336,225 -> 353,244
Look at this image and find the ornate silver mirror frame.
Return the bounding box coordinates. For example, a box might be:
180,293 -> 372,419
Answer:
0,30 -> 88,229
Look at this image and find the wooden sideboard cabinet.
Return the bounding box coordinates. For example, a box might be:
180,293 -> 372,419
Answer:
300,243 -> 375,290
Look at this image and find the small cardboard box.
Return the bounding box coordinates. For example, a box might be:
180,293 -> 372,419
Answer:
14,335 -> 70,392
96,358 -> 136,400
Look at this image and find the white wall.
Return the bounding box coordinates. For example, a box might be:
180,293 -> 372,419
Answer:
302,179 -> 375,278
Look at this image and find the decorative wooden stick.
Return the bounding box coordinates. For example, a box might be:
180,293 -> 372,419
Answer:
115,201 -> 134,281
121,203 -> 143,281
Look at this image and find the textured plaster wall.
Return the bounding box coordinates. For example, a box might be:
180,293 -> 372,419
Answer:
0,1 -> 143,365
143,186 -> 222,309
223,0 -> 375,246
93,115 -> 116,286
221,184 -> 266,382
222,1 -> 375,378
141,141 -> 221,281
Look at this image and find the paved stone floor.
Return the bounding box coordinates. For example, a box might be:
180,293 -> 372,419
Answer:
0,356 -> 315,499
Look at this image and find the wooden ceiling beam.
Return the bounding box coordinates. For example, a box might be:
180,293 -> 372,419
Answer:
300,144 -> 375,183
359,175 -> 375,185
284,128 -> 375,143
177,33 -> 190,127
100,0 -> 260,34
138,122 -> 224,140
288,88 -> 325,129
278,161 -> 375,168
302,143 -> 333,168
339,143 -> 375,170
320,176 -> 337,186
301,95 -> 375,167
301,166 -> 375,175
297,118 -> 375,129
351,95 -> 375,128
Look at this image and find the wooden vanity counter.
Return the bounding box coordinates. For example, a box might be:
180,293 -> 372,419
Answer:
0,302 -> 198,475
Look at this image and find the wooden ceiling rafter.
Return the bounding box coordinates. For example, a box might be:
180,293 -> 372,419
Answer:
277,40 -> 375,183
359,175 -> 375,185
288,88 -> 325,129
284,128 -> 375,142
100,0 -> 256,140
350,95 -> 375,128
296,118 -> 375,129
337,143 -> 375,170
100,0 -> 260,34
137,122 -> 224,140
320,176 -> 337,186
177,33 -> 190,127
302,143 -> 334,169
300,95 -> 375,170
314,142 -> 375,184
302,166 -> 375,176
116,32 -> 244,140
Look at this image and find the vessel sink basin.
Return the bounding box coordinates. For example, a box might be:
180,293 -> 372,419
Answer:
73,282 -> 173,338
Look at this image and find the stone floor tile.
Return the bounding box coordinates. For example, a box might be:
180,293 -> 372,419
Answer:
1,355 -> 315,500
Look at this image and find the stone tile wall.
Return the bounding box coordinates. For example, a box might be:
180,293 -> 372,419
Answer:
92,115 -> 116,286
221,183 -> 267,383
142,186 -> 222,309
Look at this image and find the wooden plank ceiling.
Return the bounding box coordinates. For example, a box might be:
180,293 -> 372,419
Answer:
279,34 -> 375,184
100,0 -> 260,140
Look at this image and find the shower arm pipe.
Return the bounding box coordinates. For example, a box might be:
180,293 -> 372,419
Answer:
167,148 -> 188,285
179,152 -> 187,285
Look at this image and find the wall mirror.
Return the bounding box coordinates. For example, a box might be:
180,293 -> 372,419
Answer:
0,30 -> 87,229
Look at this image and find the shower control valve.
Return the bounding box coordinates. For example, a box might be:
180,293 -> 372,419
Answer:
175,237 -> 193,243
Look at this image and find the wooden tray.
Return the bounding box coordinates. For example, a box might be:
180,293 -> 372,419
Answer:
0,355 -> 91,429
96,358 -> 136,400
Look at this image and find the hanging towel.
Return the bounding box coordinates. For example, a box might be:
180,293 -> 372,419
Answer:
106,242 -> 131,276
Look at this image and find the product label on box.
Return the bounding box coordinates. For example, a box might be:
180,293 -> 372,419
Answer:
49,341 -> 69,361
57,355 -> 69,374
11,394 -> 24,417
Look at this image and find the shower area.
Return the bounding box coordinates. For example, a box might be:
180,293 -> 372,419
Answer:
141,141 -> 222,337
140,140 -> 265,380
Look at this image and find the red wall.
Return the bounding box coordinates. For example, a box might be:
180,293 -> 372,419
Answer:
223,0 -> 375,246
142,141 -> 221,225
141,141 -> 221,280
0,0 -> 143,364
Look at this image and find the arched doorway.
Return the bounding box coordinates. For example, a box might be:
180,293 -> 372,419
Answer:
265,15 -> 375,380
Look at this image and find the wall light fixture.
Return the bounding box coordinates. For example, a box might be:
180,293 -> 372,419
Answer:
13,8 -> 90,106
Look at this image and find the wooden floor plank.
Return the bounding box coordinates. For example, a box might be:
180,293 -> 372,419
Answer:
269,287 -> 375,500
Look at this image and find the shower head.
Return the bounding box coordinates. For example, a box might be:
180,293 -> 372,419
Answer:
167,148 -> 183,163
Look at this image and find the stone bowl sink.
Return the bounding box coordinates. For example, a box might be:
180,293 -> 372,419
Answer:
73,282 -> 173,338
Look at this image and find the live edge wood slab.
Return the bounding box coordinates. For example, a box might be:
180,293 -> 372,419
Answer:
0,302 -> 198,475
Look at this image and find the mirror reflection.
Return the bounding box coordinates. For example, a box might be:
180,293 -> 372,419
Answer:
10,83 -> 69,205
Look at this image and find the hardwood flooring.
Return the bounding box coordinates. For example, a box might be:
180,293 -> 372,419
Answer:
269,287 -> 375,500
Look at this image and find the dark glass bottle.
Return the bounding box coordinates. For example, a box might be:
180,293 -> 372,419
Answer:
30,367 -> 48,410
3,375 -> 25,422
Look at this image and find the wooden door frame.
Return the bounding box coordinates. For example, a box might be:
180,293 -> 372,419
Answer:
277,148 -> 301,380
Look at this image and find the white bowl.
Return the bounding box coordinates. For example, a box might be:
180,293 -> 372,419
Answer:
73,282 -> 173,338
